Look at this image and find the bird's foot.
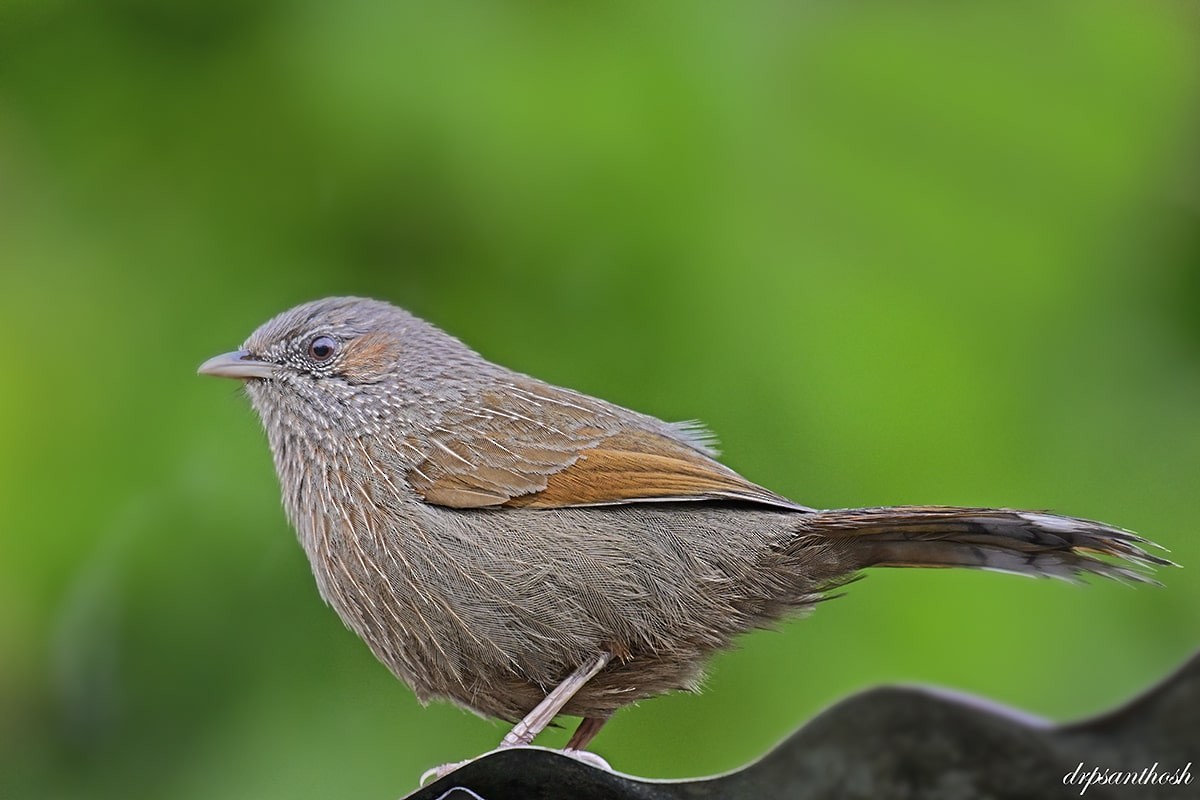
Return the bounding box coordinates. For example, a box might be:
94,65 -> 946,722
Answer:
418,746 -> 612,786
562,747 -> 612,771
419,758 -> 473,786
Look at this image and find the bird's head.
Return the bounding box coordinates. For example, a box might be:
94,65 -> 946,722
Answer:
199,296 -> 486,448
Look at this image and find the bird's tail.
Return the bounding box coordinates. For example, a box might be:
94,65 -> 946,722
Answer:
810,506 -> 1173,583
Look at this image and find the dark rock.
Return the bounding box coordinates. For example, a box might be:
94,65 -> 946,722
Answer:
408,651 -> 1200,800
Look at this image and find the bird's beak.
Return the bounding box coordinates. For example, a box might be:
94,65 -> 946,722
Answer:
197,350 -> 277,380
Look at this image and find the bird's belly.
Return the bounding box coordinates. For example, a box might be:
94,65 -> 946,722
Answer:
299,499 -> 813,720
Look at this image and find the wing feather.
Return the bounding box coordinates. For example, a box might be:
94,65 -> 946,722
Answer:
405,377 -> 809,512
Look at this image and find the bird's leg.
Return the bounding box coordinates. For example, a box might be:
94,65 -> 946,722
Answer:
421,652 -> 614,785
565,715 -> 609,750
500,652 -> 612,748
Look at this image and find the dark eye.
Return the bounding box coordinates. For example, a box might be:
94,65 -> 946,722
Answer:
308,335 -> 338,363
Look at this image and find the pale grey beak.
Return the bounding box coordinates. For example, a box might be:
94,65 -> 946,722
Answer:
198,350 -> 277,380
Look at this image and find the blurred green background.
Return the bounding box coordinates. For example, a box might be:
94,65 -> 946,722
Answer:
2,1 -> 1198,797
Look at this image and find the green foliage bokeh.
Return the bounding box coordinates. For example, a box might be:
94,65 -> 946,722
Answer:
2,2 -> 1197,797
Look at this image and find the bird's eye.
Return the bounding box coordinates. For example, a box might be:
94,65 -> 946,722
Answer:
308,335 -> 338,363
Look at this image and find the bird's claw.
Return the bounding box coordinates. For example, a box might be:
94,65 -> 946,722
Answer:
419,746 -> 612,786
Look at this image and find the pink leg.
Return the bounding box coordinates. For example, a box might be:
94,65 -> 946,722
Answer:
500,652 -> 612,748
566,715 -> 609,750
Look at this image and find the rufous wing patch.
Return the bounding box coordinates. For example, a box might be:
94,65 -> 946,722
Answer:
503,430 -> 800,509
405,377 -> 808,512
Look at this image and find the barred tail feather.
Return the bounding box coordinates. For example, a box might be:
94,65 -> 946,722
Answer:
813,506 -> 1173,584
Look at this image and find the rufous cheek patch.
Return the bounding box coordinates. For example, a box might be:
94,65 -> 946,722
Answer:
341,332 -> 402,381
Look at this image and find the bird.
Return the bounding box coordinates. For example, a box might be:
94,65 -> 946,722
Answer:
198,295 -> 1169,756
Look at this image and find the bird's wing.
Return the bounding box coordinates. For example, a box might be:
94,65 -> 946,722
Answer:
405,376 -> 809,511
